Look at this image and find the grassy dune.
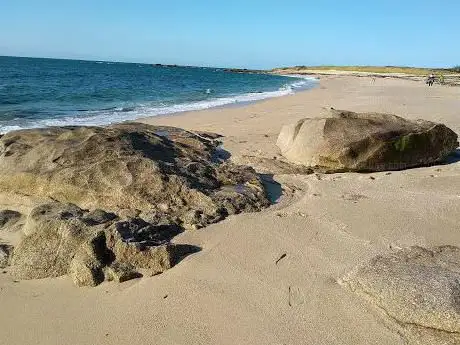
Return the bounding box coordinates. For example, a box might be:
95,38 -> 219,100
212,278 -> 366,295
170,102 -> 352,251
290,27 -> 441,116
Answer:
272,65 -> 457,76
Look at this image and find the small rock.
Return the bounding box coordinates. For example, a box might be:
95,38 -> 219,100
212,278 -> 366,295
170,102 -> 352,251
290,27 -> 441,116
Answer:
69,232 -> 108,287
69,252 -> 104,287
82,209 -> 117,226
105,261 -> 141,283
0,244 -> 13,268
0,210 -> 21,230
275,253 -> 287,265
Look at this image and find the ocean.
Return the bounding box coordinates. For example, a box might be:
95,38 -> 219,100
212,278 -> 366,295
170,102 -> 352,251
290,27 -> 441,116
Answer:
0,56 -> 316,133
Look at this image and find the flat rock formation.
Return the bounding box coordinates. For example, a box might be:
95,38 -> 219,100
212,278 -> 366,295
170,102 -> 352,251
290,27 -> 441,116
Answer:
0,123 -> 269,227
277,109 -> 458,172
341,246 -> 460,344
0,123 -> 270,286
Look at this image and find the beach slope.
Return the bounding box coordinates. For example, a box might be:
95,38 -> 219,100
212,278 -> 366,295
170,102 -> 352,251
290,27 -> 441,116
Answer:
1,75 -> 459,345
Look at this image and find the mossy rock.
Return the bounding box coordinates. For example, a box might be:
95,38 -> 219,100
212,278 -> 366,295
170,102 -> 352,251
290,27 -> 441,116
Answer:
277,109 -> 458,172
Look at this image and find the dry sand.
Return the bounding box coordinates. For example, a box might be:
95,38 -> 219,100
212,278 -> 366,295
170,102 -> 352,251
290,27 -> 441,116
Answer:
1,76 -> 459,345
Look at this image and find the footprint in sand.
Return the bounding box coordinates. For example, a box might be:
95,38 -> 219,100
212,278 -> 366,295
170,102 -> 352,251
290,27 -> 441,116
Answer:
341,193 -> 368,202
275,212 -> 308,218
288,286 -> 305,307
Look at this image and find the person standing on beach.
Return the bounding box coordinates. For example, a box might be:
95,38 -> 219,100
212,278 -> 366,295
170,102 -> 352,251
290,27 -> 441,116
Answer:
427,73 -> 435,86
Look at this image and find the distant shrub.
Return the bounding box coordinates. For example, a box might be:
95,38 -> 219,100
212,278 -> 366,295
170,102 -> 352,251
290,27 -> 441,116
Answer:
451,66 -> 460,73
439,74 -> 445,84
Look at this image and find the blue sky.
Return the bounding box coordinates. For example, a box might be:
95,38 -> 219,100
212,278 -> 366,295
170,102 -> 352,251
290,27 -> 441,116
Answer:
0,0 -> 458,68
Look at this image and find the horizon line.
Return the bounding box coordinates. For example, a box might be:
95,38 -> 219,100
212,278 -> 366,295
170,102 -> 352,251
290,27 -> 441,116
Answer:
0,54 -> 453,71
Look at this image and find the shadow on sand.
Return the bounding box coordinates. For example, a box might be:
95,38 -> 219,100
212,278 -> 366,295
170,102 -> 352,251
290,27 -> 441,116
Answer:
210,138 -> 284,204
260,174 -> 283,204
442,149 -> 460,165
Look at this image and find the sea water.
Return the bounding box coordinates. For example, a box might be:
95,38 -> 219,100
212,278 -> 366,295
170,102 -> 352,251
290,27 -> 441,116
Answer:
0,56 -> 316,133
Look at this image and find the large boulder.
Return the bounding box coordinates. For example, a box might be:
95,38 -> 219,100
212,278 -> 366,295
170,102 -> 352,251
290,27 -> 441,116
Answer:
0,123 -> 269,227
11,202 -> 199,286
340,246 -> 460,344
277,109 -> 458,172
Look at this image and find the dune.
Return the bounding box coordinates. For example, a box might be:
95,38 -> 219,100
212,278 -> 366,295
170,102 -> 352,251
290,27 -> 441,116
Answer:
1,75 -> 459,345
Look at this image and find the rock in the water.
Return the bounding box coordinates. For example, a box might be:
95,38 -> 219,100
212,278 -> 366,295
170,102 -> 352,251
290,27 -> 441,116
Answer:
0,123 -> 269,227
340,246 -> 460,344
277,109 -> 458,172
0,244 -> 12,268
0,210 -> 21,230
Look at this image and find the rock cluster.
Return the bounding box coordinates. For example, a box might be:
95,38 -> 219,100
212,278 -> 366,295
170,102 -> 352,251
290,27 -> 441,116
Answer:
0,123 -> 270,285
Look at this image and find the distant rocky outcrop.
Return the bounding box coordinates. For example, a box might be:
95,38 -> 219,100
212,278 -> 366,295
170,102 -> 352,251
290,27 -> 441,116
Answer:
277,109 -> 458,172
0,123 -> 270,286
340,246 -> 460,344
223,68 -> 265,74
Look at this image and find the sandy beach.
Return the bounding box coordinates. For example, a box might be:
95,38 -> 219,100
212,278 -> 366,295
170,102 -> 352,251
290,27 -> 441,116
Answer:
1,75 -> 459,345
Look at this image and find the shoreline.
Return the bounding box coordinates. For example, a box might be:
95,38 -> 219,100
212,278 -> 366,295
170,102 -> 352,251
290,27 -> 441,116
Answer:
137,76 -> 318,127
1,74 -> 459,345
139,74 -> 460,167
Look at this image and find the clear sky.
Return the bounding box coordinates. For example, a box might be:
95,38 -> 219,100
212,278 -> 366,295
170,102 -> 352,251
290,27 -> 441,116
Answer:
1,0 -> 458,68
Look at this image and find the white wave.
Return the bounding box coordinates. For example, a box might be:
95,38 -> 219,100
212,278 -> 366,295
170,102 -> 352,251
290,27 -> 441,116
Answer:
0,77 -> 317,134
0,125 -> 24,133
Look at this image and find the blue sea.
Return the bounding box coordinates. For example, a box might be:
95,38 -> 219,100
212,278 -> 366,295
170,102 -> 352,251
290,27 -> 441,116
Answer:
0,56 -> 316,133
